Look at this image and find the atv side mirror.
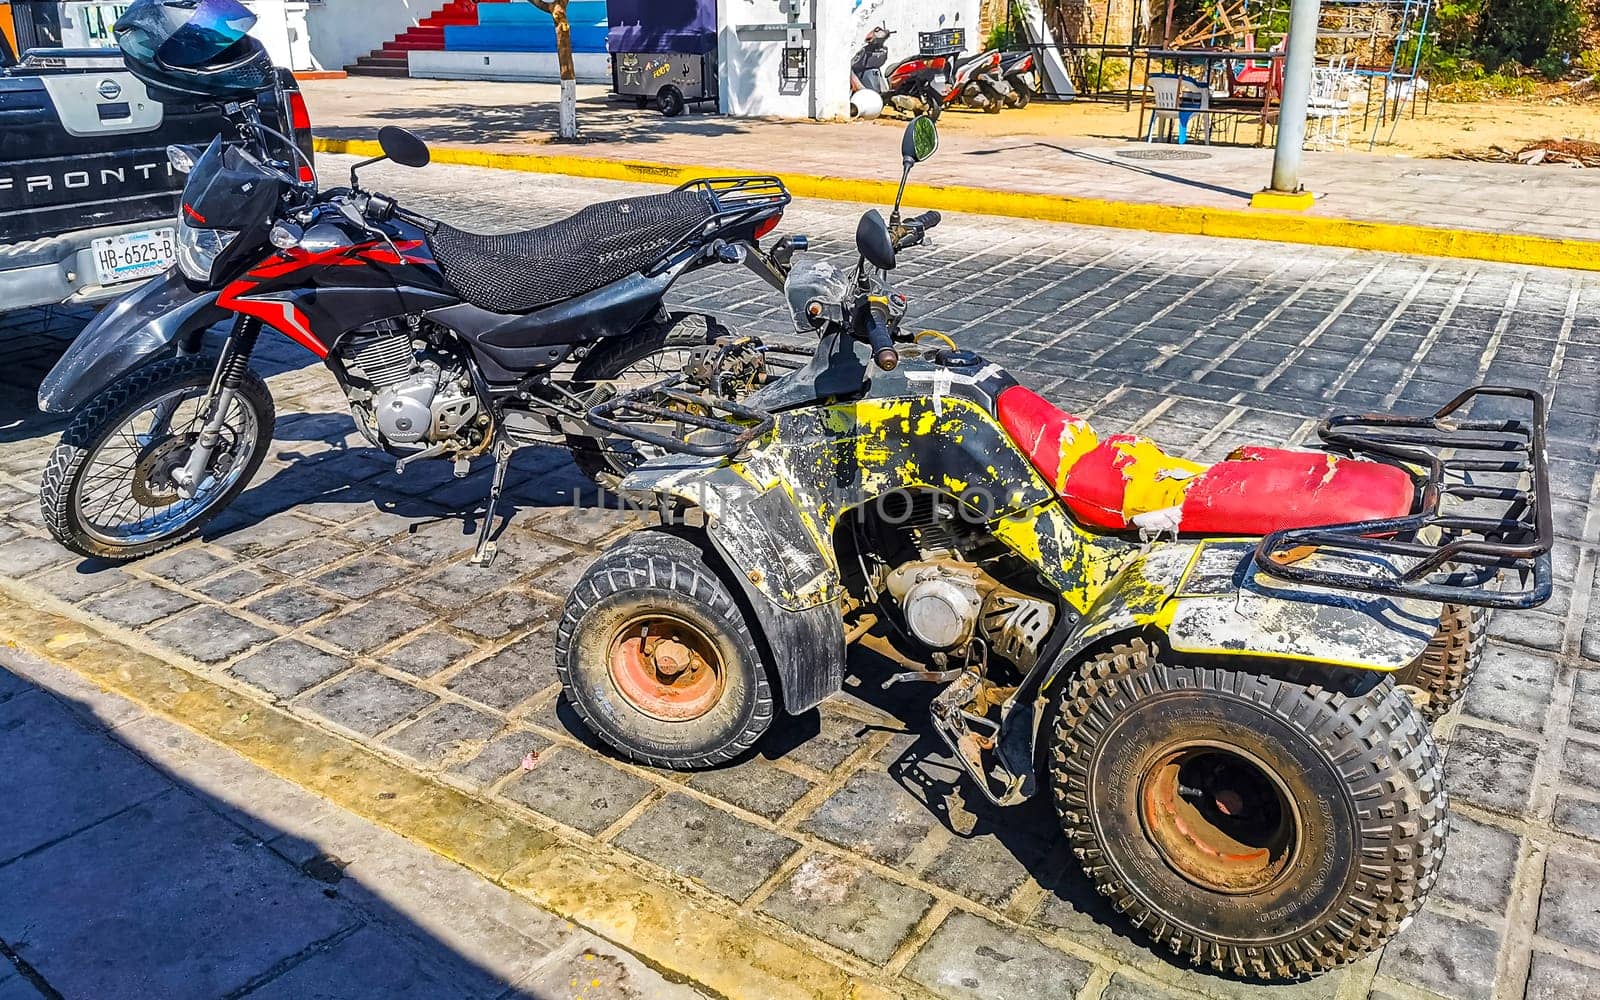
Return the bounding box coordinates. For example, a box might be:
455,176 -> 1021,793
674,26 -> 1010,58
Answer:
856,210 -> 896,271
903,116 -> 939,164
379,126 -> 432,169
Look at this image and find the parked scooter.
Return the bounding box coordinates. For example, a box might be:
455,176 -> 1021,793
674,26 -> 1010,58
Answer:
1000,49 -> 1039,107
556,117 -> 1553,980
851,27 -> 1005,117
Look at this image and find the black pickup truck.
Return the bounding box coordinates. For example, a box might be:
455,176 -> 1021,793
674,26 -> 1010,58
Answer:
1,46 -> 312,313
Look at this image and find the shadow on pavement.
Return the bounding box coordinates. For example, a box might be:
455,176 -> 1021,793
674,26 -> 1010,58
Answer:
315,95 -> 750,149
0,662 -> 575,999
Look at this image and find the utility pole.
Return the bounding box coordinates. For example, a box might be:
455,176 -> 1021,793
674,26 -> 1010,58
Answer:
1250,0 -> 1321,210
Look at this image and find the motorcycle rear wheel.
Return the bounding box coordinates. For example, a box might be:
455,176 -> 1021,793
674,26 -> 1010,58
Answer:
567,314 -> 717,489
1049,639 -> 1446,980
40,355 -> 273,562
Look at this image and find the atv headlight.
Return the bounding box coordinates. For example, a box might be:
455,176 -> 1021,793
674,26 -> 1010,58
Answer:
177,220 -> 237,285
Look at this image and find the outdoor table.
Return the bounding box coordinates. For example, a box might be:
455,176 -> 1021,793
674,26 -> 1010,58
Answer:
1139,48 -> 1285,146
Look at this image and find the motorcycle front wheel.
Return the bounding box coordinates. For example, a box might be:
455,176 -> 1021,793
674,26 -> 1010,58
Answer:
40,355 -> 274,562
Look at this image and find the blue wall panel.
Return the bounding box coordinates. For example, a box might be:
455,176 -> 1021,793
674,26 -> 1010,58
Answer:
445,2 -> 609,53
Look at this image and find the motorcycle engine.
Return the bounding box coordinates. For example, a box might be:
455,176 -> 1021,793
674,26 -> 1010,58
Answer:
339,321 -> 483,453
885,559 -> 1055,668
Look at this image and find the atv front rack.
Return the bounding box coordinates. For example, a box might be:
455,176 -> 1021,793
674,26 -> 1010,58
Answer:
1255,385 -> 1553,610
587,376 -> 776,460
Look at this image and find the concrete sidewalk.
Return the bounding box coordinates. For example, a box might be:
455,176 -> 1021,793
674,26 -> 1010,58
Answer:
301,77 -> 1600,251
0,647 -> 709,1000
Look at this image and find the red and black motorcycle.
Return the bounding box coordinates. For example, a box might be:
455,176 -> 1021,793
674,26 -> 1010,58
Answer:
36,3 -> 792,565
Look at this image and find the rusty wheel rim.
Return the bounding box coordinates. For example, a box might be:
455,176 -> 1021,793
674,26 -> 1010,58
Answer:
607,613 -> 726,722
1138,742 -> 1300,896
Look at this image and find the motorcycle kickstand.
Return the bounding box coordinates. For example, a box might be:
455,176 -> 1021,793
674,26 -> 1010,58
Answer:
471,440 -> 514,568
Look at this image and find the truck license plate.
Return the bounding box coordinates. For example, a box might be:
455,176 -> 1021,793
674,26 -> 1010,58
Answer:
91,229 -> 177,286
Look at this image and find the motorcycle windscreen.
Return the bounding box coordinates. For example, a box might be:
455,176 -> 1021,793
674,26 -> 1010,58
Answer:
37,270 -> 227,414
180,136 -> 285,230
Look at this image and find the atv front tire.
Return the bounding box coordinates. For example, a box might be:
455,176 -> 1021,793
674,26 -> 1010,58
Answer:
556,530 -> 774,768
1050,639 -> 1446,980
1392,604 -> 1488,722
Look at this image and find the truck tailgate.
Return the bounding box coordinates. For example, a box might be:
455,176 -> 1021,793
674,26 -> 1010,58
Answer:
0,69 -> 224,244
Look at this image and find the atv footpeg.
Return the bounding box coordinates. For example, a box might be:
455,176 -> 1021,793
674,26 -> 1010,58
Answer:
882,667 -> 965,689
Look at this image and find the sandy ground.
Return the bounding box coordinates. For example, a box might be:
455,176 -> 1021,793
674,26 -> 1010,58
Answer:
864,93 -> 1600,159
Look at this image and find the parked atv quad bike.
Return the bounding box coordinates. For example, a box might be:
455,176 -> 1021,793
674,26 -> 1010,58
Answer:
556,118 -> 1554,980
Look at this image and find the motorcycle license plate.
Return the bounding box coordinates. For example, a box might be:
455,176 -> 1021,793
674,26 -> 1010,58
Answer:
91,229 -> 177,286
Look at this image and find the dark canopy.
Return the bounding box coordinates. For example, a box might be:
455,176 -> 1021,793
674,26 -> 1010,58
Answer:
605,0 -> 715,55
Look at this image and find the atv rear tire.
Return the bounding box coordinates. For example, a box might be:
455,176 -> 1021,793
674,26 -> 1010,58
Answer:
1049,639 -> 1446,980
556,530 -> 774,769
1391,604 -> 1488,722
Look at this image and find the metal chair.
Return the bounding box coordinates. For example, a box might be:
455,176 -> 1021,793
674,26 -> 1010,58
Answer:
1146,74 -> 1212,145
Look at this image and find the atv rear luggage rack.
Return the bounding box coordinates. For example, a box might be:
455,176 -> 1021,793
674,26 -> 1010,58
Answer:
1256,385 -> 1553,610
587,376 -> 776,459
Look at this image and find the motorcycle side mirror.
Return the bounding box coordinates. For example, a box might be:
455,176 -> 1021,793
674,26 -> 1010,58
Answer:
378,126 -> 432,169
902,116 -> 939,164
856,210 -> 896,271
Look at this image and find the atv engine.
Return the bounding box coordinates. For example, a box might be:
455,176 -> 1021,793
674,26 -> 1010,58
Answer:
885,559 -> 1055,669
339,320 -> 484,454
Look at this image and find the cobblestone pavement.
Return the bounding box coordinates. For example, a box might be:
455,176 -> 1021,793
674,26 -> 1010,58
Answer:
0,646 -> 708,1000
1,157 -> 1597,1000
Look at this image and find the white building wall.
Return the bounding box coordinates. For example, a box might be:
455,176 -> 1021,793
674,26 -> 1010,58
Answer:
304,0 -> 437,71
409,50 -> 610,84
719,0 -> 980,120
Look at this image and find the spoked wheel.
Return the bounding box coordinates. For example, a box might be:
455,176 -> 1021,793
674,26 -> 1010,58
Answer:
1050,639 -> 1447,980
40,355 -> 273,561
556,530 -> 774,768
1391,603 -> 1489,722
566,314 -> 717,490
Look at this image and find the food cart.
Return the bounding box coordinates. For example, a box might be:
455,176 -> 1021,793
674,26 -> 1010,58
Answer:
606,0 -> 717,116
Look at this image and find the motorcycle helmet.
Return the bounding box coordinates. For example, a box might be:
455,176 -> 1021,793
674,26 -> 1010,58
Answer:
115,0 -> 276,103
851,89 -> 884,120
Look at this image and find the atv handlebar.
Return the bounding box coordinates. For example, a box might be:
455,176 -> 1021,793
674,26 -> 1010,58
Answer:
866,301 -> 899,371
894,211 -> 941,252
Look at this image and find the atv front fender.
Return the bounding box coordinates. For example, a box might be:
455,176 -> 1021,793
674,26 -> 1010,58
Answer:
38,270 -> 227,414
623,458 -> 847,714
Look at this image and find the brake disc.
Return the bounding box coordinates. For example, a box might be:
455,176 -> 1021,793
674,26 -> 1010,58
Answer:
130,435 -> 196,508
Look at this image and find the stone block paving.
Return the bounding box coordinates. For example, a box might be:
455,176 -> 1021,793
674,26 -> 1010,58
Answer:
2,161 -> 1599,999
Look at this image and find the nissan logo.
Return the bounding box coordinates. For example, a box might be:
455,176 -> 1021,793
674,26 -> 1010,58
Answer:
97,79 -> 123,101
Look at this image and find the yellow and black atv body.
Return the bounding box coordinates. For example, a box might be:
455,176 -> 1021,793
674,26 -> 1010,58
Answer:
555,118 -> 1553,982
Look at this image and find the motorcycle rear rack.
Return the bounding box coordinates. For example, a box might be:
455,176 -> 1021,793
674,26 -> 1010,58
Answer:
647,176 -> 792,269
1255,385 -> 1553,610
587,376 -> 776,460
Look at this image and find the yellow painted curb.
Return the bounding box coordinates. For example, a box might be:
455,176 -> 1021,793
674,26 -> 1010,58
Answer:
315,136 -> 1600,273
0,581 -> 896,1000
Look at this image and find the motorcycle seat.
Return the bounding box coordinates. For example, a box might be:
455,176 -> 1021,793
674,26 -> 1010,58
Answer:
428,190 -> 714,315
996,385 -> 1415,536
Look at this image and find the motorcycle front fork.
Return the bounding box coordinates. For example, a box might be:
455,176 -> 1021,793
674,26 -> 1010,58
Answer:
171,316 -> 262,499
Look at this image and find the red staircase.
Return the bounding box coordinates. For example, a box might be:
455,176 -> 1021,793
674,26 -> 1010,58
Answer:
345,0 -> 479,78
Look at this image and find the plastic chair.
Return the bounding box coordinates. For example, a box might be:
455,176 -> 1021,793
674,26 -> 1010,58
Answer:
1146,74 -> 1211,145
1305,65 -> 1353,149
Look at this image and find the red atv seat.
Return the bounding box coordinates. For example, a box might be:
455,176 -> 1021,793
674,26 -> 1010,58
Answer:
996,385 -> 1415,536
